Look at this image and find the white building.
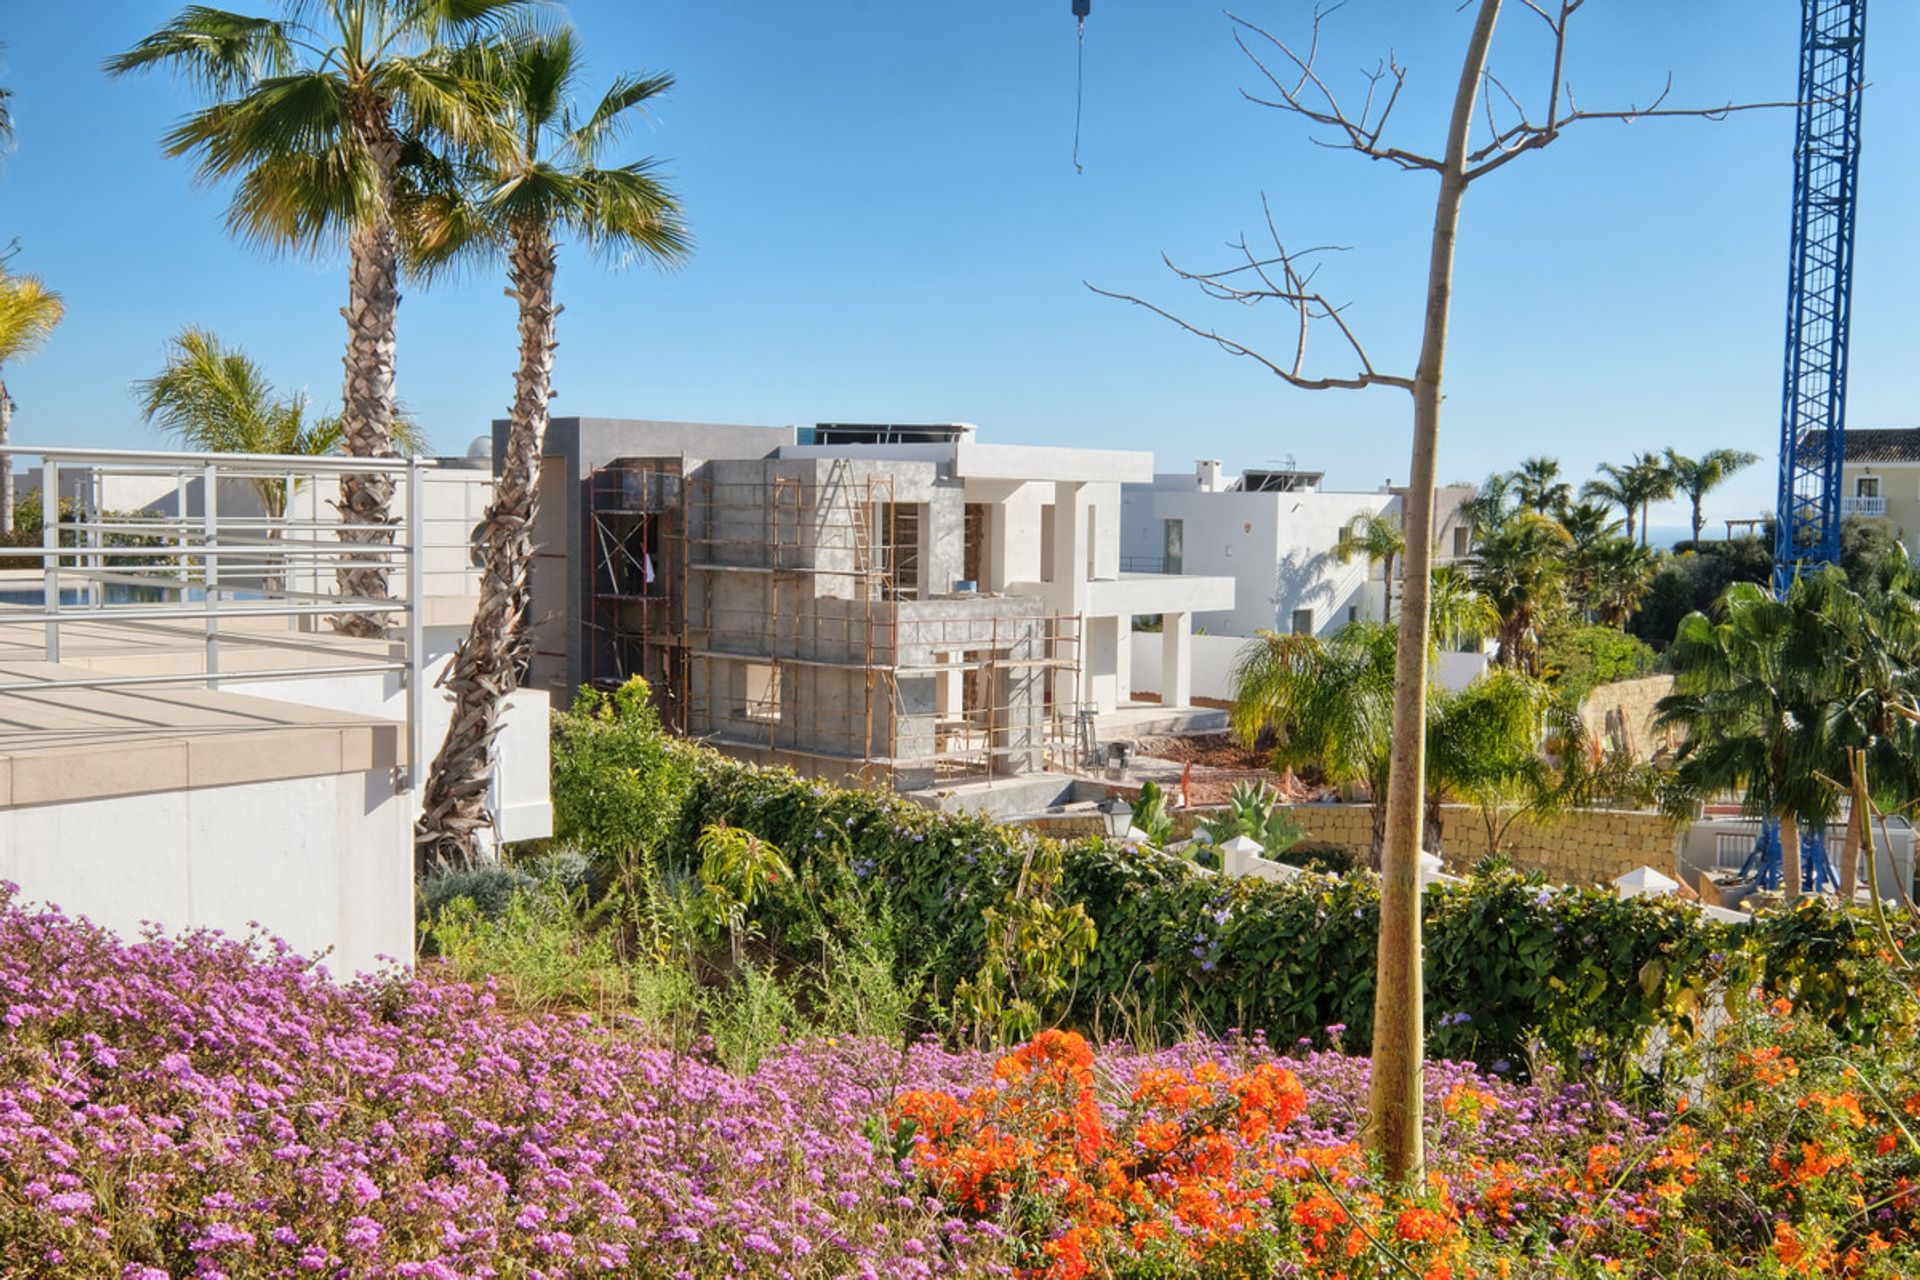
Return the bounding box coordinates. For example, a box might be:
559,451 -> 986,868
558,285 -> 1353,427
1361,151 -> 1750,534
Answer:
1121,461 -> 1477,638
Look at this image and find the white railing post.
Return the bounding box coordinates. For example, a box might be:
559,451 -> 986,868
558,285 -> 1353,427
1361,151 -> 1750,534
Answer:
404,457 -> 427,799
203,462 -> 220,686
41,458 -> 59,663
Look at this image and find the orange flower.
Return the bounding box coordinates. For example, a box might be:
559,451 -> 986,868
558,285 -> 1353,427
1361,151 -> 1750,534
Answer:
1290,1191 -> 1349,1256
1394,1205 -> 1456,1245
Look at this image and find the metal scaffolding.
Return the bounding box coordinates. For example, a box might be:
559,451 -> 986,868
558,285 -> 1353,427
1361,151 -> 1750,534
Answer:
601,462 -> 1090,791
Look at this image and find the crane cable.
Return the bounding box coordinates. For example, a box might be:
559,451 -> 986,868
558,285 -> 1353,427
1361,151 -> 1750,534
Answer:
1072,11 -> 1086,174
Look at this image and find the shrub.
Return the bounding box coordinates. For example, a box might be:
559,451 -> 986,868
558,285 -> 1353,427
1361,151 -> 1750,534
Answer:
549,693 -> 1911,1076
1540,621 -> 1657,707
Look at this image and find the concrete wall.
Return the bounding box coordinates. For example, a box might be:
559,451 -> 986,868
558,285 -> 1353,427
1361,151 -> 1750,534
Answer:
226,648 -> 553,846
1577,674 -> 1678,763
0,770 -> 413,976
1128,633 -> 1489,704
1282,802 -> 1680,887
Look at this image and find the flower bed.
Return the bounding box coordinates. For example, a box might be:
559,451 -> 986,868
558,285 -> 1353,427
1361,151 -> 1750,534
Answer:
3,885 -> 1915,1277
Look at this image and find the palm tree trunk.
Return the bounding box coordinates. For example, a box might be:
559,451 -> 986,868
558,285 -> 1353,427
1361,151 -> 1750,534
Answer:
1778,811 -> 1802,904
0,375 -> 12,536
1370,0 -> 1502,1189
1690,495 -> 1704,545
416,224 -> 558,873
333,106 -> 403,639
1383,551 -> 1395,622
1639,503 -> 1649,548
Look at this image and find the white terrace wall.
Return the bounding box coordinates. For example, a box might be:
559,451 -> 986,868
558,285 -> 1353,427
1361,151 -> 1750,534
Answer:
0,771 -> 413,977
1128,633 -> 1488,705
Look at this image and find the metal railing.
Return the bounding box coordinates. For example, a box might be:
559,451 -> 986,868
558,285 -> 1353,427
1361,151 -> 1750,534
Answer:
0,444 -> 437,796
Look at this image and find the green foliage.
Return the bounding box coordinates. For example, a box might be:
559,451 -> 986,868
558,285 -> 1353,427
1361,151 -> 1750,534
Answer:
1129,781 -> 1175,847
693,822 -> 791,958
1538,623 -> 1655,708
1196,782 -> 1304,858
1632,539 -> 1772,649
427,879 -> 637,1018
545,694 -> 1911,1076
955,840 -> 1098,1047
703,965 -> 807,1073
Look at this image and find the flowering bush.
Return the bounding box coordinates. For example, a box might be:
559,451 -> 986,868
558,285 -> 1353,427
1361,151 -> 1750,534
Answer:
891,1011 -> 1920,1279
7,875 -> 1914,1278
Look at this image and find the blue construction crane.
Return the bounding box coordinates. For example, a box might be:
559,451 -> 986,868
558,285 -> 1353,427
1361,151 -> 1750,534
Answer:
1772,0 -> 1868,598
1756,0 -> 1868,893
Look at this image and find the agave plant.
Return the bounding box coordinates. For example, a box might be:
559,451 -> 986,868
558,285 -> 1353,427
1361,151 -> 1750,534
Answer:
1197,781 -> 1305,858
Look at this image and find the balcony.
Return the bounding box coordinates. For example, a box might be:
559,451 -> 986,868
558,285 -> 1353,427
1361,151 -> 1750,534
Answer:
1843,495 -> 1887,517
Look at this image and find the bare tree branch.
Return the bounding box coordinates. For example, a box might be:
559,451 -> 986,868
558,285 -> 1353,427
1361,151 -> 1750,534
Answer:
1465,0 -> 1806,182
1085,192 -> 1413,396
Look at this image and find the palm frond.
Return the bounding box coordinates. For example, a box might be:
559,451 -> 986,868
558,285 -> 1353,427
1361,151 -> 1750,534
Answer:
0,273 -> 66,364
104,6 -> 295,92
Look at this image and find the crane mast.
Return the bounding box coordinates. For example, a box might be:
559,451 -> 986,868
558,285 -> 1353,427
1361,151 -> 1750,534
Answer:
1773,0 -> 1868,595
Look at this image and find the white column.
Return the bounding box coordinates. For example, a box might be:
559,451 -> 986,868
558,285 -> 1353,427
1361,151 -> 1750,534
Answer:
1162,611 -> 1192,708
1051,481 -> 1085,612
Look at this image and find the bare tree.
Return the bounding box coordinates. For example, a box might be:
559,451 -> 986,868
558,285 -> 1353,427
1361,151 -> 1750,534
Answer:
1092,0 -> 1795,1185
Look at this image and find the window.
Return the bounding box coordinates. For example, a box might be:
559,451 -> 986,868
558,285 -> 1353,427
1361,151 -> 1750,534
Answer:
869,502 -> 922,599
1452,526 -> 1471,557
1040,505 -> 1056,582
1857,476 -> 1881,498
741,662 -> 781,723
1162,518 -> 1184,575
1291,609 -> 1314,636
1347,605 -> 1359,624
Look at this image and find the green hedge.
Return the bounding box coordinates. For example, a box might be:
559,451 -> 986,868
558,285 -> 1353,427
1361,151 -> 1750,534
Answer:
551,685 -> 1905,1075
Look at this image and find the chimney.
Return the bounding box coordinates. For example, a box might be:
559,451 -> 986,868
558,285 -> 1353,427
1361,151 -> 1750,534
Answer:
1196,459 -> 1223,492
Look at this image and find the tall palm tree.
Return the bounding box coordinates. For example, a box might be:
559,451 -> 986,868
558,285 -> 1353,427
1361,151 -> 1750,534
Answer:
1335,512 -> 1405,622
1469,512 -> 1571,676
134,326 -> 421,517
0,271 -> 64,534
1558,499 -> 1624,618
1656,577 -> 1843,903
1665,447 -> 1761,544
1513,455 -> 1571,515
1581,463 -> 1637,534
405,29 -> 689,871
108,0 -> 529,635
1458,469 -> 1518,536
1586,536 -> 1657,629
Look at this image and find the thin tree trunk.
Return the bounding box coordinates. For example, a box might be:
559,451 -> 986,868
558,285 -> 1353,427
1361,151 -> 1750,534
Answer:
1779,810 -> 1802,904
416,224 -> 558,873
333,106 -> 403,639
1369,0 -> 1502,1189
0,376 -> 12,536
1383,551 -> 1394,622
1690,496 -> 1704,545
1840,793 -> 1860,901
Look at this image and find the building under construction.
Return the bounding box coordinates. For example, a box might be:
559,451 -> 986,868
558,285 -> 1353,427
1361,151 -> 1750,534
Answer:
510,417 -> 1232,798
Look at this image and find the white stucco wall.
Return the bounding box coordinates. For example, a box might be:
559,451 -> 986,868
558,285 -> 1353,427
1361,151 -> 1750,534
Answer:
1130,631 -> 1490,704
0,770 -> 413,977
1121,482 -> 1395,637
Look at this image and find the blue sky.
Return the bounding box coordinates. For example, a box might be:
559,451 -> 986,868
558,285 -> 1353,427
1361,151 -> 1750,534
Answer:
2,1 -> 1915,529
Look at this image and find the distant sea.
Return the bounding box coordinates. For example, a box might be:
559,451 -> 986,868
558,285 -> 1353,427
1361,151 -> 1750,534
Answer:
1647,525 -> 1695,550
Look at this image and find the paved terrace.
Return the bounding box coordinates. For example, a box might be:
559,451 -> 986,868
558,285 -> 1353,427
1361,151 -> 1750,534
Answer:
0,614 -> 405,807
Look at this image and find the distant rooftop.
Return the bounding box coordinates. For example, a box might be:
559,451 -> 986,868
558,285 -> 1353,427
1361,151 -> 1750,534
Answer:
802,423 -> 976,446
1232,468 -> 1324,493
1799,428 -> 1920,464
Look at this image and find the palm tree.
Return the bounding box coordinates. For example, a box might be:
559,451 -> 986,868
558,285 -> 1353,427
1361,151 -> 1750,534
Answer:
1428,562 -> 1497,652
1558,499 -> 1624,618
1656,577 -> 1844,903
1585,536 -> 1657,629
1513,456 -> 1571,515
1458,470 -> 1519,536
1581,463 -> 1637,534
108,0 -> 530,635
1585,452 -> 1675,548
1231,623 -> 1399,860
406,29 -> 689,871
1335,512 -> 1406,622
134,327 -> 422,516
1665,447 -> 1761,545
1469,512 -> 1571,676
0,271 -> 64,534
